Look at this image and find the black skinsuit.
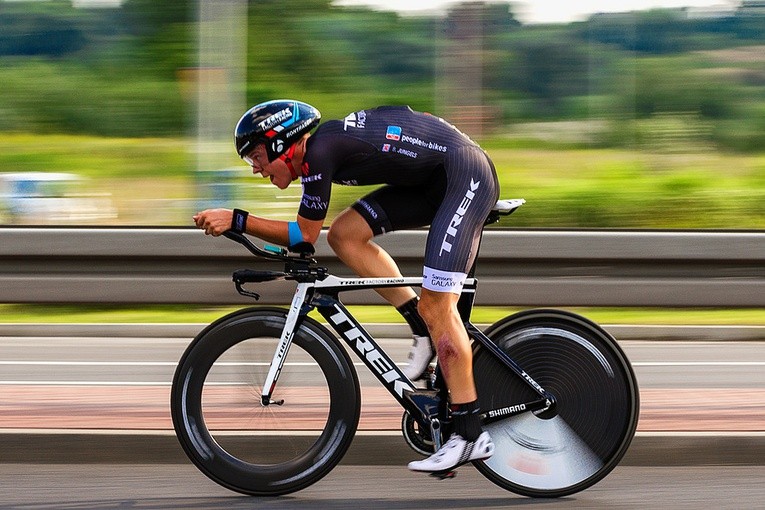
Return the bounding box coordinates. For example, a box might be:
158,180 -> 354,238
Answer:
299,106 -> 500,293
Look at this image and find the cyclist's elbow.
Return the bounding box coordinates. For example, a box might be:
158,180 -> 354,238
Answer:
296,216 -> 323,245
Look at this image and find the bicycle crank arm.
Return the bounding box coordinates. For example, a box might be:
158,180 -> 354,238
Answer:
429,418 -> 443,451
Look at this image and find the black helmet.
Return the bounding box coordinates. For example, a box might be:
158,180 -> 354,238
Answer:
235,99 -> 321,162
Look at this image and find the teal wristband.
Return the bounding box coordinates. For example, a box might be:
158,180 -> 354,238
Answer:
288,221 -> 303,246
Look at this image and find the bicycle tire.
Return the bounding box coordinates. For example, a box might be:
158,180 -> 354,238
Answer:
171,307 -> 361,496
471,309 -> 639,498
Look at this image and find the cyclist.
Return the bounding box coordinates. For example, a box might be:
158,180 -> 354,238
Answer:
194,100 -> 498,474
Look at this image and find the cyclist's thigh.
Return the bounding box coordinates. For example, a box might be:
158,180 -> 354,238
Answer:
350,176 -> 446,235
424,146 -> 499,286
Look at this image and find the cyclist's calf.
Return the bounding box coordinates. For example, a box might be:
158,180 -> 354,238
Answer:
418,289 -> 477,403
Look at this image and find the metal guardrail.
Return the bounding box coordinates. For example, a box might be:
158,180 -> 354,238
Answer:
0,228 -> 763,306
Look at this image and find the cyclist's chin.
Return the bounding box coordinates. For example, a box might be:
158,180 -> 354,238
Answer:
272,177 -> 290,190
269,175 -> 290,189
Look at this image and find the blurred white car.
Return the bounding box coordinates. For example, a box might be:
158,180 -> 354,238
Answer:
0,172 -> 117,224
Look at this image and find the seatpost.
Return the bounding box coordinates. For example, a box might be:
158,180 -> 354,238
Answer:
456,280 -> 476,322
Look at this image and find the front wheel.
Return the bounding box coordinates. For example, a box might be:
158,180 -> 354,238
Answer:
472,309 -> 639,498
171,308 -> 361,496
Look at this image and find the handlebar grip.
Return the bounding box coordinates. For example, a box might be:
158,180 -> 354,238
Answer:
222,230 -> 246,243
233,269 -> 287,283
222,229 -> 316,262
222,230 -> 280,259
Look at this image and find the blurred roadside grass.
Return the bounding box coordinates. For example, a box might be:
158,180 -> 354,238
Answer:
0,304 -> 762,325
0,134 -> 763,228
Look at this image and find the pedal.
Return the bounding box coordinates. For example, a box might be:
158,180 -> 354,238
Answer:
429,469 -> 457,480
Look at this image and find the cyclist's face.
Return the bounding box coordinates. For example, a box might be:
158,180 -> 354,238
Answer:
242,143 -> 268,171
243,144 -> 292,189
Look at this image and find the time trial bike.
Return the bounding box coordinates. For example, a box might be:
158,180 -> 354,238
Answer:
170,198 -> 639,497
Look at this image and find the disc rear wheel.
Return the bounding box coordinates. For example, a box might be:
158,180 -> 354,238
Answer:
472,309 -> 639,497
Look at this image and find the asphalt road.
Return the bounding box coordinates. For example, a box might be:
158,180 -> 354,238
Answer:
1,335 -> 764,433
1,463 -> 763,509
2,336 -> 764,389
0,331 -> 763,507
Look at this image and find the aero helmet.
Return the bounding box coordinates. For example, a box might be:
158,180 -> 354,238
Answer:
235,99 -> 321,163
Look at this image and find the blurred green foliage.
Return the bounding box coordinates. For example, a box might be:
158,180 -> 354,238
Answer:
1,0 -> 763,143
0,0 -> 763,228
1,133 -> 760,228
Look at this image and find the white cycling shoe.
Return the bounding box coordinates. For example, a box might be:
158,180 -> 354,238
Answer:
408,432 -> 495,474
402,334 -> 435,381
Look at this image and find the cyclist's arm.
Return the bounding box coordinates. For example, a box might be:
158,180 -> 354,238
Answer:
194,208 -> 322,246
293,215 -> 323,244
240,213 -> 322,246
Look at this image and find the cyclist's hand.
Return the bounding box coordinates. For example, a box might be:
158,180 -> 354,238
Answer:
193,208 -> 233,236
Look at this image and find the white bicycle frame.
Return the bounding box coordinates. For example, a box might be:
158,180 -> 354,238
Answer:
260,276 -> 432,400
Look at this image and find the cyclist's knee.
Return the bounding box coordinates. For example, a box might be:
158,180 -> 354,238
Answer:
327,225 -> 364,255
417,290 -> 458,328
325,224 -> 345,252
327,211 -> 372,253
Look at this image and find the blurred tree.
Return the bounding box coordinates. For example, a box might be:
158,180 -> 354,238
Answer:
583,9 -> 690,53
487,30 -> 591,117
244,0 -> 437,109
0,0 -> 761,148
444,1 -> 520,37
122,0 -> 193,36
0,2 -> 87,57
121,0 -> 195,77
622,58 -> 739,120
581,6 -> 765,53
734,0 -> 765,39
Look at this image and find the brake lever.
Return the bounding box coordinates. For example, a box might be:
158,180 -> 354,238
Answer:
233,280 -> 260,300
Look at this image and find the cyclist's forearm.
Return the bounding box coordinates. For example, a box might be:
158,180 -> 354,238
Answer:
244,215 -> 290,246
245,214 -> 322,246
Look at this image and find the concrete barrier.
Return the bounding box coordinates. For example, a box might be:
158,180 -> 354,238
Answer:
1,228 -> 763,306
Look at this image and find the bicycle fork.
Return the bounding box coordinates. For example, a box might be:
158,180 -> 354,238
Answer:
259,282 -> 312,406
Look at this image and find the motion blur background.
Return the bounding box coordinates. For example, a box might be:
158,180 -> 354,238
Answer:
0,0 -> 763,228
